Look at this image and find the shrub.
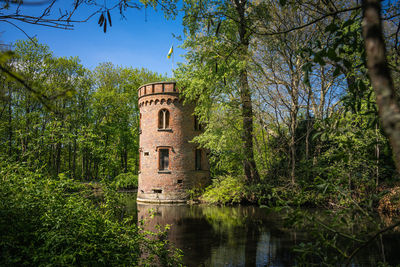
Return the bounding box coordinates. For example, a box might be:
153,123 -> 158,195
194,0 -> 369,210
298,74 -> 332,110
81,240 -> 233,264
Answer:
201,175 -> 246,205
0,160 -> 181,266
112,172 -> 138,190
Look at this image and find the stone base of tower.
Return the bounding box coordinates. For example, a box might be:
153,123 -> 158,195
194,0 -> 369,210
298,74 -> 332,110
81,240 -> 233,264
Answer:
137,197 -> 188,204
137,170 -> 210,204
137,190 -> 189,204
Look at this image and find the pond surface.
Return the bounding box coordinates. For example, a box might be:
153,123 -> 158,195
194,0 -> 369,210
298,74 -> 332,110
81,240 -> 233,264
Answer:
123,195 -> 400,266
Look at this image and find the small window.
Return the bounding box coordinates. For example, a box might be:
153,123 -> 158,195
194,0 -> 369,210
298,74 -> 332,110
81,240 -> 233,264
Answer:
159,149 -> 169,170
144,152 -> 149,156
177,179 -> 183,184
158,109 -> 170,129
139,113 -> 142,133
194,115 -> 202,131
195,149 -> 202,170
153,189 -> 162,194
139,150 -> 141,171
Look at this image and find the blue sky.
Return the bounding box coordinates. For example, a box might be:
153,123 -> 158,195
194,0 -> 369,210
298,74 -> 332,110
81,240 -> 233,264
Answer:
1,2 -> 185,77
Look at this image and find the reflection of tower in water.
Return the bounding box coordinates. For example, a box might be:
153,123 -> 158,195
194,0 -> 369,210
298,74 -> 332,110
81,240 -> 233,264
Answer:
137,203 -> 302,266
137,203 -> 215,264
137,203 -> 187,243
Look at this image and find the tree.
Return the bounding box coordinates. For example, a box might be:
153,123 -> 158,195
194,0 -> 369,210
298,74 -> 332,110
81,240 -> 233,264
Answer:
0,0 -> 177,35
0,0 -> 177,106
0,39 -> 165,180
176,0 -> 261,184
362,0 -> 400,172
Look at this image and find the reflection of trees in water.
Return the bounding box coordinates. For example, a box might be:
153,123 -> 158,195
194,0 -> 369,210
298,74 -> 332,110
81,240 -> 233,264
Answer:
201,205 -> 300,266
291,209 -> 400,266
131,198 -> 400,265
137,203 -> 301,266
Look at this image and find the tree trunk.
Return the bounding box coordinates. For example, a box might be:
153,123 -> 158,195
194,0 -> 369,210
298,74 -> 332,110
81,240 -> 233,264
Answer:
82,149 -> 85,180
72,138 -> 77,178
290,112 -> 297,185
362,0 -> 400,172
8,83 -> 12,157
236,0 -> 260,183
56,142 -> 61,175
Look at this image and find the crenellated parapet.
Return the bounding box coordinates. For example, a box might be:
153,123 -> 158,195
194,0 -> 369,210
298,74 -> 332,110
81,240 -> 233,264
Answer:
138,81 -> 182,108
138,81 -> 179,99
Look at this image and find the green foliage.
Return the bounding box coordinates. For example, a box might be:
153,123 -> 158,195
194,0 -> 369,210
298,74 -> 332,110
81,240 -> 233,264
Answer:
0,159 -> 181,266
201,175 -> 246,205
192,103 -> 243,176
112,172 -> 138,189
0,39 -> 166,182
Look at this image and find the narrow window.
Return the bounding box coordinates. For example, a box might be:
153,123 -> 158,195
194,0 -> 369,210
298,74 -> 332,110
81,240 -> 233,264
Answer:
139,150 -> 141,172
195,149 -> 202,170
194,115 -> 202,131
158,109 -> 170,129
159,149 -> 169,170
139,113 -> 142,133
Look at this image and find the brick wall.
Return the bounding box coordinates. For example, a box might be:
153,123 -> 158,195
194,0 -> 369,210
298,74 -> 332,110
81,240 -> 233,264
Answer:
137,81 -> 210,202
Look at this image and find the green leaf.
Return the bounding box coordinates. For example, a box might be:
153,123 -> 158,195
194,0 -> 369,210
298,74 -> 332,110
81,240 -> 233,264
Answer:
333,66 -> 341,77
342,19 -> 354,28
325,22 -> 339,33
343,59 -> 352,69
313,53 -> 326,66
327,48 -> 338,61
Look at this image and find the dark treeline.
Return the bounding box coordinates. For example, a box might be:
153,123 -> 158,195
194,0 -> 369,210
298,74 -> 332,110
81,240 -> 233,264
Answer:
0,39 -> 164,183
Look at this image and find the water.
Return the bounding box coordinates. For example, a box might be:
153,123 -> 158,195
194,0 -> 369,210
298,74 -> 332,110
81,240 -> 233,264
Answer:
123,195 -> 400,266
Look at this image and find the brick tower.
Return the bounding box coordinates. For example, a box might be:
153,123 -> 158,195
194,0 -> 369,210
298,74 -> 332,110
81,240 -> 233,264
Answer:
137,81 -> 210,203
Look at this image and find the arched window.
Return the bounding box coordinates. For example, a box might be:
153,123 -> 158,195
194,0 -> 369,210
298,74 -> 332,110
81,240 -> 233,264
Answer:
158,109 -> 170,129
139,113 -> 142,134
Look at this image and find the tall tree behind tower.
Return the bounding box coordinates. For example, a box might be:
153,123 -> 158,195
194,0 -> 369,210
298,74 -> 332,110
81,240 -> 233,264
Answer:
177,0 -> 260,183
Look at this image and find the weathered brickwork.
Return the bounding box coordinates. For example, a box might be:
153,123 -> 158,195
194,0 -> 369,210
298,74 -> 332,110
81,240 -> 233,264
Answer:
137,81 -> 210,203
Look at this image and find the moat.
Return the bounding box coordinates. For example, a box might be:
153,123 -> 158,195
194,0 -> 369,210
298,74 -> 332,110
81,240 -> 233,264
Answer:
123,194 -> 400,266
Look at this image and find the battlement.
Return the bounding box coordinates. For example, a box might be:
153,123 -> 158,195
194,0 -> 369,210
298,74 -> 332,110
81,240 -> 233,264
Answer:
138,81 -> 179,100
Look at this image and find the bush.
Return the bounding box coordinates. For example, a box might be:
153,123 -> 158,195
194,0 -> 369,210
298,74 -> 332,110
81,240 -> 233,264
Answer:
201,175 -> 246,205
0,160 -> 181,266
112,172 -> 138,190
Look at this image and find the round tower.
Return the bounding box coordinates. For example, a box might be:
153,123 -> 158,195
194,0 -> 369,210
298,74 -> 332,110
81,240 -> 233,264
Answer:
137,81 -> 210,203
